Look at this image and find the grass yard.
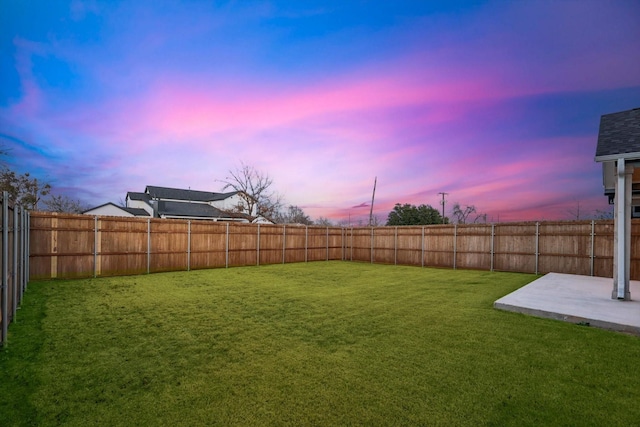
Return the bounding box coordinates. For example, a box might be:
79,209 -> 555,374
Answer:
1,262 -> 640,426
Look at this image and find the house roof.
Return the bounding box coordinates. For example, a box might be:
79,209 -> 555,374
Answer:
127,191 -> 151,202
156,201 -> 248,219
145,185 -> 238,202
595,107 -> 640,162
121,207 -> 151,216
83,202 -> 150,217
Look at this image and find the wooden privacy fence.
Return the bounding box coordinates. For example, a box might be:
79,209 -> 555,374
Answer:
29,213 -> 346,279
28,212 -> 633,280
1,192 -> 30,347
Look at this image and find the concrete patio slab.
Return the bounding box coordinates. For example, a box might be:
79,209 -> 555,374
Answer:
494,273 -> 640,335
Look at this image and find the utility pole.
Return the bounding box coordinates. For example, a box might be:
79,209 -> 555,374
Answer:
438,192 -> 448,224
369,177 -> 377,227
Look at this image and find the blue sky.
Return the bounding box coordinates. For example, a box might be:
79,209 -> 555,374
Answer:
2,0 -> 640,222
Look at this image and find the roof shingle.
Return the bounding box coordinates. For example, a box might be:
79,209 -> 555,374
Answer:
595,107 -> 640,161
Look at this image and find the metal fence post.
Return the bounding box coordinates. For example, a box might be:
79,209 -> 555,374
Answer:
94,216 -> 98,278
535,222 -> 540,275
282,225 -> 286,264
2,191 -> 9,346
225,222 -> 229,268
326,226 -> 329,261
350,228 -> 353,261
26,212 -> 30,286
19,208 -> 25,300
370,227 -> 374,264
394,227 -> 398,265
257,224 -> 260,266
590,220 -> 595,276
421,226 -> 425,268
491,223 -> 495,272
453,224 -> 457,269
147,218 -> 151,274
187,220 -> 191,272
305,226 -> 308,263
12,203 -> 18,317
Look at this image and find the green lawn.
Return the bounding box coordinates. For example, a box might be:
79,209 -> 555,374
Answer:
1,262 -> 639,426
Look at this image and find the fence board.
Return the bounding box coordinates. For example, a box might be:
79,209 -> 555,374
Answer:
423,225 -> 454,268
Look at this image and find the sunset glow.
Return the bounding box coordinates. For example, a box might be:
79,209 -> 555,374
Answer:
2,1 -> 640,223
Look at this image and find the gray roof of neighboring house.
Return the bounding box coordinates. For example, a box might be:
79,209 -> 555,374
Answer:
127,191 -> 151,201
83,203 -> 150,217
145,186 -> 238,202
595,107 -> 640,162
156,201 -> 248,219
121,207 -> 150,216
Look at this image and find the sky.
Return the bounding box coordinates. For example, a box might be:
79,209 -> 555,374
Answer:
1,0 -> 640,224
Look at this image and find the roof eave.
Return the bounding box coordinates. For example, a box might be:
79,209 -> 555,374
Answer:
595,152 -> 640,163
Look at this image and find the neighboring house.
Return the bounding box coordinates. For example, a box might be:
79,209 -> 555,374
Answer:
83,202 -> 151,217
85,185 -> 272,223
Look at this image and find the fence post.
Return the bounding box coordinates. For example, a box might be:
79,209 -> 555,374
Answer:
225,223 -> 229,268
21,209 -> 27,295
93,216 -> 98,278
326,226 -> 329,261
282,225 -> 286,264
370,227 -> 374,264
491,223 -> 495,272
394,227 -> 398,265
350,228 -> 353,261
147,218 -> 151,274
13,204 -> 18,317
590,220 -> 595,276
50,214 -> 58,279
187,220 -> 191,272
535,222 -> 540,275
25,212 -> 30,286
421,226 -> 425,268
453,224 -> 457,269
257,224 -> 261,266
19,208 -> 25,300
2,191 -> 9,346
305,226 -> 308,263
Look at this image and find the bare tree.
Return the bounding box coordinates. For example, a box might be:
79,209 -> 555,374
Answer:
315,216 -> 333,226
275,205 -> 313,225
593,208 -> 614,220
42,194 -> 89,213
451,202 -> 487,224
567,200 -> 581,220
219,162 -> 282,218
